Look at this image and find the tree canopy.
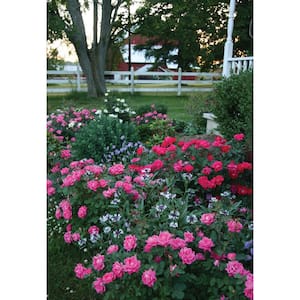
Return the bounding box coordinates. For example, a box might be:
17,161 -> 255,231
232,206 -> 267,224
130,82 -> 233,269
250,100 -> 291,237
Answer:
133,0 -> 253,71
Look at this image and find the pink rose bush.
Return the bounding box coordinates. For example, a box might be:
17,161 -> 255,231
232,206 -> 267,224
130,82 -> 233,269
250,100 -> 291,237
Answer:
48,126 -> 253,299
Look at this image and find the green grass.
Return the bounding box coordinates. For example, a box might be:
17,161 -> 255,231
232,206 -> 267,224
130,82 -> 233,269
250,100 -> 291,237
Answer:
47,90 -> 213,122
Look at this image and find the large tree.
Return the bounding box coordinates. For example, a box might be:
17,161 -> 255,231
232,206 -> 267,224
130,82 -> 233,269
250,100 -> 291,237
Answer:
47,0 -> 127,97
133,0 -> 253,71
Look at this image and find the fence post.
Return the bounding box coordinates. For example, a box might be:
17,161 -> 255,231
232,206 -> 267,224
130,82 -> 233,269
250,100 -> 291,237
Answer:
177,67 -> 182,96
76,64 -> 81,91
130,67 -> 134,95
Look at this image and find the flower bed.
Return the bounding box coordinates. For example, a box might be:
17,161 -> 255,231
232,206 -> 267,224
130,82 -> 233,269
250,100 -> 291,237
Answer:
47,107 -> 253,300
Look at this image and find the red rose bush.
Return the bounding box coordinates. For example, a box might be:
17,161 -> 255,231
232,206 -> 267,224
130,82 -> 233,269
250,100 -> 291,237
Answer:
48,126 -> 253,299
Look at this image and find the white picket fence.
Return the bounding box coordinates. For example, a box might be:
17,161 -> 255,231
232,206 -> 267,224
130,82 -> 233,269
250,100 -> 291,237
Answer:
228,56 -> 253,75
47,67 -> 222,96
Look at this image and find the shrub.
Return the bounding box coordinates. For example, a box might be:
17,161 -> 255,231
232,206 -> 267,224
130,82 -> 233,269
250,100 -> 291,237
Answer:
211,71 -> 253,148
136,103 -> 168,116
132,106 -> 175,147
48,132 -> 253,299
184,93 -> 216,134
71,115 -> 139,164
102,93 -> 136,122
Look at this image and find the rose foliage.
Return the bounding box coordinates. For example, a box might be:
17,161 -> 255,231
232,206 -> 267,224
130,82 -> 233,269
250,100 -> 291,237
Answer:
48,109 -> 253,300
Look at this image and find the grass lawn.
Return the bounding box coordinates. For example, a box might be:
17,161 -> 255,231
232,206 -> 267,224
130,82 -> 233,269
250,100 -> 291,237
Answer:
47,91 -> 213,122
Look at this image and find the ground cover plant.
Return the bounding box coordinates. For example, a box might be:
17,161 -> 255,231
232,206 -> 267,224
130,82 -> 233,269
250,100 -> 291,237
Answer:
47,102 -> 253,299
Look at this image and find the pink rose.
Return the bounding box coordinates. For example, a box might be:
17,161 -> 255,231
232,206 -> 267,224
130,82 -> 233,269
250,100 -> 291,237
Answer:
74,263 -> 92,279
102,272 -> 116,284
225,260 -> 245,277
244,273 -> 253,299
92,254 -> 105,271
227,220 -> 243,233
142,269 -> 157,287
61,149 -> 71,159
144,235 -> 159,252
47,186 -> 56,196
87,180 -> 100,192
198,237 -> 215,252
55,208 -> 62,219
227,253 -> 236,260
123,235 -> 137,251
93,277 -> 106,294
169,238 -> 186,250
158,231 -> 173,247
103,188 -> 116,198
107,244 -> 119,254
184,232 -> 195,243
195,253 -> 205,261
211,161 -> 223,172
77,206 -> 88,218
234,133 -> 245,141
123,255 -> 141,274
112,262 -> 124,278
88,225 -> 100,235
109,164 -> 125,175
178,247 -> 196,265
200,213 -> 216,226
64,231 -> 72,244
72,232 -> 81,242
60,167 -> 69,175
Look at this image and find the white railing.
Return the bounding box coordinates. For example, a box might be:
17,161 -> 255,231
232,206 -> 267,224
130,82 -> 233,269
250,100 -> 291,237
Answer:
47,67 -> 222,96
227,56 -> 253,75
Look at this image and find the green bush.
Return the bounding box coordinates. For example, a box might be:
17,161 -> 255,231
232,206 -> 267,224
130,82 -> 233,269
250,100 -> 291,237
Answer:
184,93 -> 216,134
212,71 -> 253,148
71,115 -> 139,163
136,103 -> 168,115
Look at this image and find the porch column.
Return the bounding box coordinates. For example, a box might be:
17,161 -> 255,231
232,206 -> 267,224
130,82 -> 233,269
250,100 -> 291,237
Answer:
222,0 -> 236,77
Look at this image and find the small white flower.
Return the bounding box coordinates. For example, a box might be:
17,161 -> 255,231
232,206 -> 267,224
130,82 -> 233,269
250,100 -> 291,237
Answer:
168,210 -> 180,220
103,109 -> 108,113
99,214 -> 110,223
68,121 -> 75,128
186,214 -> 198,224
104,226 -> 111,234
155,204 -> 167,212
114,107 -> 120,112
95,109 -> 102,115
113,229 -> 124,238
169,221 -> 178,228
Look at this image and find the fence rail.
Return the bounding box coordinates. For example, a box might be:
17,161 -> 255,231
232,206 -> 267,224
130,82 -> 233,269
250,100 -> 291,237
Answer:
47,67 -> 222,96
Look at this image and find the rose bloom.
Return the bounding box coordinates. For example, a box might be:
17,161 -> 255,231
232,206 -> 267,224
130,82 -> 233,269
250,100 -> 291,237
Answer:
200,213 -> 216,226
142,269 -> 157,287
227,219 -> 243,233
136,146 -> 144,155
64,231 -> 72,244
112,261 -> 124,278
55,208 -> 62,219
77,206 -> 88,218
144,235 -> 159,252
72,232 -> 81,242
123,234 -> 137,251
103,188 -> 117,198
227,252 -> 236,261
93,277 -> 106,294
107,244 -> 119,254
60,167 -> 69,175
201,166 -> 212,175
51,163 -> 60,173
92,254 -> 105,271
102,272 -> 116,284
184,164 -> 194,173
198,237 -> 215,252
178,247 -> 196,265
211,161 -> 223,172
61,149 -> 71,159
74,263 -> 92,279
225,260 -> 245,277
234,133 -> 245,141
244,273 -> 253,300
87,180 -> 100,192
109,163 -> 125,175
88,225 -> 100,235
123,255 -> 141,274
184,231 -> 195,243
169,238 -> 187,250
157,231 -> 173,247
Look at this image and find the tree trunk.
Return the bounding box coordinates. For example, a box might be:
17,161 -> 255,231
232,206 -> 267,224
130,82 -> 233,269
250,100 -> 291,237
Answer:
66,0 -> 122,97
